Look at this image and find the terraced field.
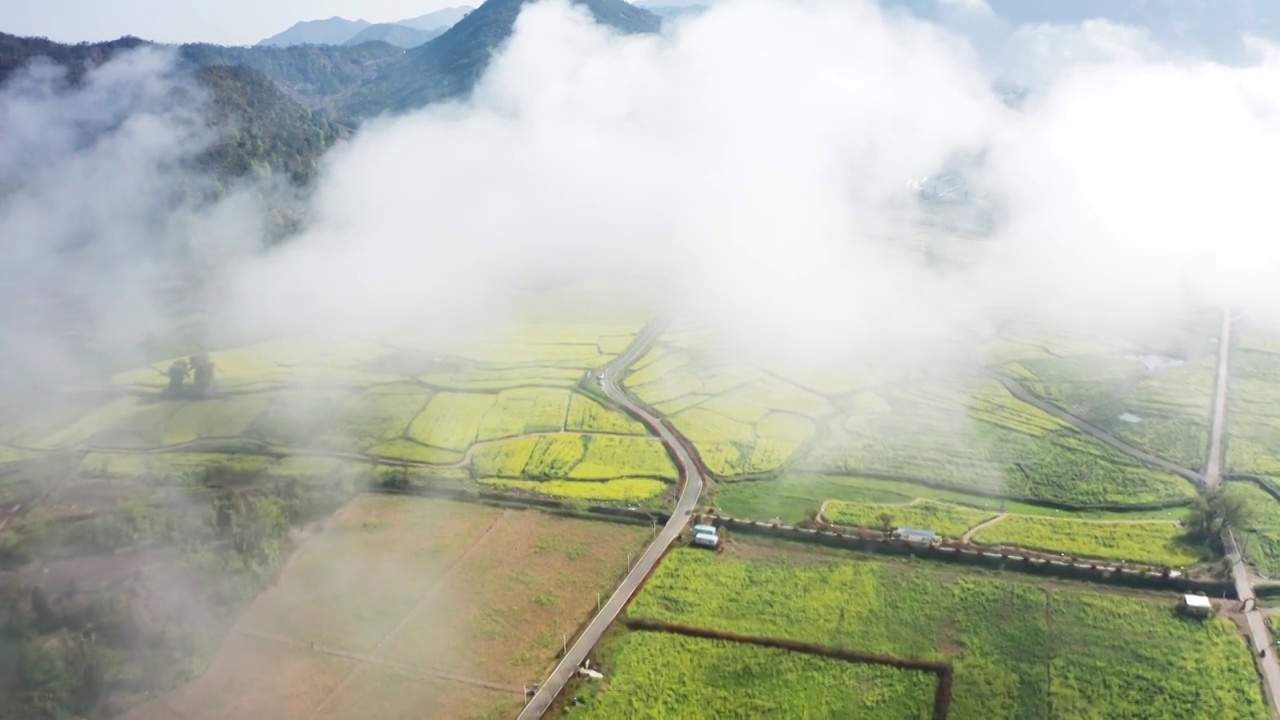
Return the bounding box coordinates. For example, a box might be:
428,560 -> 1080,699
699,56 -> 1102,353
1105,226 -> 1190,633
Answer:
626,322 -> 1199,506
0,324 -> 678,502
607,544 -> 1266,720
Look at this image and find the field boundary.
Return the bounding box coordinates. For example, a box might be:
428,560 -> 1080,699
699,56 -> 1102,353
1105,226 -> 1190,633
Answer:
716,516 -> 1236,597
624,619 -> 952,720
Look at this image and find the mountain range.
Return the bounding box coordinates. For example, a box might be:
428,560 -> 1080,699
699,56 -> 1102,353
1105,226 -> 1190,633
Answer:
0,0 -> 663,187
257,7 -> 475,49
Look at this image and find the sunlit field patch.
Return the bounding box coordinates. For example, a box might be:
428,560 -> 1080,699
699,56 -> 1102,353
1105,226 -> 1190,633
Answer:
483,477 -> 667,502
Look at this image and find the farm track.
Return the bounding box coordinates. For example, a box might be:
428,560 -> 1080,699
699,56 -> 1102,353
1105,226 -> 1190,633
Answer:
516,321 -> 706,720
960,513 -> 1006,543
988,371 -> 1206,487
1210,311 -> 1280,718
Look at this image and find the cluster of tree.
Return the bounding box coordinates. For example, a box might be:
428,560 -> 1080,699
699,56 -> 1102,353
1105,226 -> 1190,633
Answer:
165,353 -> 216,398
1184,486 -> 1252,554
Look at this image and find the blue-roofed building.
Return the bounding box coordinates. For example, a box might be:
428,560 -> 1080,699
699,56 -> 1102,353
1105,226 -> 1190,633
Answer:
892,528 -> 938,545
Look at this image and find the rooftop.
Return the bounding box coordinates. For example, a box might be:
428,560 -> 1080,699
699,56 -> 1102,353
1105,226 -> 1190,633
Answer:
1183,594 -> 1212,609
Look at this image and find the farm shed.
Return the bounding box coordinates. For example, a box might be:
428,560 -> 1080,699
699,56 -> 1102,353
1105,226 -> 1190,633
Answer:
892,528 -> 938,545
1179,594 -> 1212,619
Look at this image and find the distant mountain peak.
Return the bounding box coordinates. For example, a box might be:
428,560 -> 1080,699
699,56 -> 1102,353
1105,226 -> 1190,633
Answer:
256,17 -> 373,47
257,8 -> 475,49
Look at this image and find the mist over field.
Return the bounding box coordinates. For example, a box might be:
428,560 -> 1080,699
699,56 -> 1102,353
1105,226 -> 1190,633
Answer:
6,2 -> 1280,717
2,0 -> 1280,396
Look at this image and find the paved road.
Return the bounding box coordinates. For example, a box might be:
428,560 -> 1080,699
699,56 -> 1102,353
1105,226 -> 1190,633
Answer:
516,322 -> 704,719
1206,311 -> 1280,718
1207,309 -> 1234,491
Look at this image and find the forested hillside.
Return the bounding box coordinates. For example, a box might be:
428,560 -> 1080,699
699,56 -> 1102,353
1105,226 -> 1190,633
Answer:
0,0 -> 664,187
195,65 -> 351,184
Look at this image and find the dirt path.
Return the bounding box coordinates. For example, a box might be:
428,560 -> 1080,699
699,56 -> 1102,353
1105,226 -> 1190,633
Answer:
961,512 -> 1007,543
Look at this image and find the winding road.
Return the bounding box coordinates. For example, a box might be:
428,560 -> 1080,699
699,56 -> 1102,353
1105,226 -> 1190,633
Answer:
1207,310 -> 1280,717
515,322 -> 705,720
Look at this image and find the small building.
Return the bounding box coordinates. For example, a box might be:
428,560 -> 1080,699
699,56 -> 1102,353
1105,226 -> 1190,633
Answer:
892,528 -> 938,545
692,531 -> 719,548
692,523 -> 720,549
1179,593 -> 1212,619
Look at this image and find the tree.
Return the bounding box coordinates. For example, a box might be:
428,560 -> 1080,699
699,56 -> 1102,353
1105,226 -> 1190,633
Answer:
166,359 -> 189,395
189,353 -> 215,397
1186,487 -> 1253,551
877,511 -> 894,532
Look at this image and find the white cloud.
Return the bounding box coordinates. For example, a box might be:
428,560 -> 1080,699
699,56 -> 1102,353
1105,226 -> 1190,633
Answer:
938,0 -> 993,17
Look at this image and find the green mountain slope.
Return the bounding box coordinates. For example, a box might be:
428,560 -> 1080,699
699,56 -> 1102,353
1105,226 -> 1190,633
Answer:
195,64 -> 351,184
340,0 -> 661,117
343,23 -> 445,49
0,33 -> 354,185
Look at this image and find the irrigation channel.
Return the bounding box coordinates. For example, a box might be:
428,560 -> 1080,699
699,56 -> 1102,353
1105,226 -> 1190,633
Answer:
516,322 -> 706,719
1210,311 -> 1280,716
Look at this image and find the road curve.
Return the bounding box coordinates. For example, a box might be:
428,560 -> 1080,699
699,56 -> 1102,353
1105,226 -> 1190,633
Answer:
516,322 -> 704,719
1207,311 -> 1280,718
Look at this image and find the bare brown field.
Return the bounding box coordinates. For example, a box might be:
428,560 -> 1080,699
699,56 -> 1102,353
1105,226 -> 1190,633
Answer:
126,494 -> 649,720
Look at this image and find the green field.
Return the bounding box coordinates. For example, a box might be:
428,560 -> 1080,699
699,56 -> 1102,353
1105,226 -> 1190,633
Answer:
990,314 -> 1218,471
824,499 -> 995,539
970,514 -> 1202,567
1227,481 -> 1280,578
712,473 -> 1192,527
625,546 -> 1265,720
1228,326 -> 1280,479
565,632 -> 937,719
